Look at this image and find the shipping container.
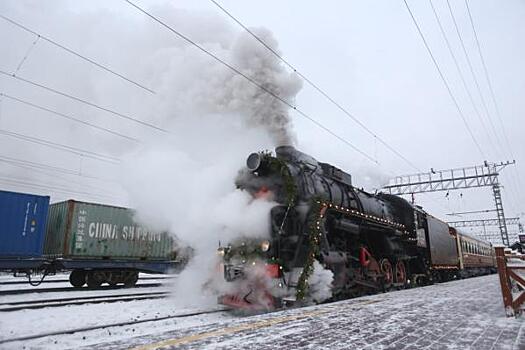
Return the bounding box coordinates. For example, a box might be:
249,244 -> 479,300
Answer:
0,190 -> 50,257
44,200 -> 174,260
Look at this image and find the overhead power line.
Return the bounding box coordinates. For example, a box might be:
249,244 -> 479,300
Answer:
124,0 -> 378,165
208,0 -> 420,172
0,154 -> 115,182
0,128 -> 120,163
1,160 -> 121,196
14,34 -> 40,74
0,14 -> 156,95
0,70 -> 167,133
402,0 -> 485,159
0,175 -> 119,201
459,0 -> 523,208
445,0 -> 502,156
464,0 -> 512,156
463,0 -> 524,197
428,0 -> 497,158
0,92 -> 140,143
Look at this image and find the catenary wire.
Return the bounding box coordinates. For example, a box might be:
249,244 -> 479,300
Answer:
0,154 -> 116,182
211,1 -> 513,218
14,34 -> 40,74
0,14 -> 156,95
0,92 -> 140,143
456,0 -> 523,210
0,128 -> 120,163
124,0 -> 378,165
0,176 -> 120,201
402,0 -> 485,159
445,0 -> 503,157
207,1 -> 461,215
127,0 -> 463,215
1,161 -> 122,196
208,0 -> 421,172
0,70 -> 167,133
428,0 -> 498,159
463,0 -> 524,203
464,0 -> 514,157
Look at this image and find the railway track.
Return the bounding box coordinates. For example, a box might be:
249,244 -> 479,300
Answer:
0,276 -> 172,286
0,282 -> 163,296
0,308 -> 229,345
0,291 -> 170,312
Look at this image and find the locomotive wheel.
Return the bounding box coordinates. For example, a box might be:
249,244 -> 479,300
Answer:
69,270 -> 86,288
395,261 -> 407,286
380,259 -> 393,289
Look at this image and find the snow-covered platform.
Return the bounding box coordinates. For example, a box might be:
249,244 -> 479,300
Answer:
89,275 -> 525,350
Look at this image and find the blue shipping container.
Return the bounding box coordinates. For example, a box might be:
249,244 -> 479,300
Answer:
0,190 -> 50,257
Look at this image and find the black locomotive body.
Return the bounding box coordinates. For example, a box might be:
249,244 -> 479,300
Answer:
218,146 -> 494,310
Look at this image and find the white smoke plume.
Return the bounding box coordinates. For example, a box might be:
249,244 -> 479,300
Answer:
114,6 -> 302,306
0,1 -> 328,307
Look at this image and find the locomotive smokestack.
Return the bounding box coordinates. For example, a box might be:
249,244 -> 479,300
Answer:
275,145 -> 297,161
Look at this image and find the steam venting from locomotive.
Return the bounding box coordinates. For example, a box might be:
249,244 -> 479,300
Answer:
117,11 -> 303,307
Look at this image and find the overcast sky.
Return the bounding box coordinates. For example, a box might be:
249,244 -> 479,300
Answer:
0,0 -> 523,239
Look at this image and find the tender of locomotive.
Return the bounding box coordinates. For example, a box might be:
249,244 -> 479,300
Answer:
217,146 -> 495,310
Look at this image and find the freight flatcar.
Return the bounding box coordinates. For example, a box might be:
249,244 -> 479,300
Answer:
0,190 -> 179,287
216,147 -> 497,310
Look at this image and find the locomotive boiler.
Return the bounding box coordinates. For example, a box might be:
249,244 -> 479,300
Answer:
217,146 -> 491,310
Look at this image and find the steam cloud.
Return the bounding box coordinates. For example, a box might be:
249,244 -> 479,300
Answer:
1,1 -> 333,307
114,5 -> 302,306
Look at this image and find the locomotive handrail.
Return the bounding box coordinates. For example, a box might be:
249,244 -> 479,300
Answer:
495,246 -> 525,317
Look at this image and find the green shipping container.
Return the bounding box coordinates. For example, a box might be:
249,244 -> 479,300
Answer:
44,200 -> 174,260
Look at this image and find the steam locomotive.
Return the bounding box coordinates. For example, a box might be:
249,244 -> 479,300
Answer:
217,146 -> 496,310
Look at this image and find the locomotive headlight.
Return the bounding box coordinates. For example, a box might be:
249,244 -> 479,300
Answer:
247,153 -> 262,172
260,240 -> 270,252
217,247 -> 226,256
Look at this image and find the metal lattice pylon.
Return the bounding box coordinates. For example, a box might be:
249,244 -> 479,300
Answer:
382,161 -> 516,246
492,184 -> 509,245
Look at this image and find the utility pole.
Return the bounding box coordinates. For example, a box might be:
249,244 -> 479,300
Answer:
382,161 -> 516,246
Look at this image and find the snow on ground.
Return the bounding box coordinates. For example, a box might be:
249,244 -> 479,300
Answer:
0,298 -> 231,350
1,274 -> 524,349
